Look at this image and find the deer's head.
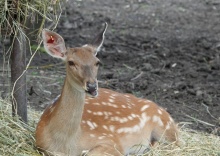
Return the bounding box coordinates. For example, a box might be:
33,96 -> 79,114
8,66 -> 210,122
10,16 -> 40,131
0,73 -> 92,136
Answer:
42,23 -> 108,97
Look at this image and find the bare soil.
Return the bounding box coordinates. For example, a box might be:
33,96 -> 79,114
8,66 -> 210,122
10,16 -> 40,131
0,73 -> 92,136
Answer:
1,0 -> 220,135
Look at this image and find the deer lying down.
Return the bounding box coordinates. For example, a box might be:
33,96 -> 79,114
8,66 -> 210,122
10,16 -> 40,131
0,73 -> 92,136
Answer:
35,23 -> 179,156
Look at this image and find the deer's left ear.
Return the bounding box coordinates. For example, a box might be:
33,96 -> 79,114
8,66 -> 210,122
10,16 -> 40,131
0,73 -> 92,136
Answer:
91,22 -> 108,55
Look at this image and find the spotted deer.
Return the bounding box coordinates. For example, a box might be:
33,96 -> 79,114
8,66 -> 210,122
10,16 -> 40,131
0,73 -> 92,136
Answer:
35,23 -> 179,156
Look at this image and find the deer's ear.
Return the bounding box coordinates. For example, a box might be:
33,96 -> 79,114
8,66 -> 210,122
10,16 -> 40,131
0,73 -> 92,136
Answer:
91,22 -> 108,55
42,29 -> 67,60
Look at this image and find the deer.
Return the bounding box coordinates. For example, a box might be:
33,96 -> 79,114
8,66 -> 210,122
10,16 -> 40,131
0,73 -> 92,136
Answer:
35,23 -> 179,156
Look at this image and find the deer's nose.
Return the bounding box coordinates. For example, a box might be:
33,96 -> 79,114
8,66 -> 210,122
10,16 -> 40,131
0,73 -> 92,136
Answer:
86,82 -> 97,91
86,82 -> 98,97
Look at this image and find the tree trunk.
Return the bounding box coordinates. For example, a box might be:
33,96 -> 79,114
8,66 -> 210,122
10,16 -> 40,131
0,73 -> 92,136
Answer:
11,30 -> 27,123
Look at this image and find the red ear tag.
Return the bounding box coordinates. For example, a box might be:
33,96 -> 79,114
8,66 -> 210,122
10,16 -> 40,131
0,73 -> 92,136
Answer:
47,36 -> 55,43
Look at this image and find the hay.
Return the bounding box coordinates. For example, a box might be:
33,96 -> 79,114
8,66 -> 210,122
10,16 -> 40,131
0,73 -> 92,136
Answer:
144,128 -> 220,156
0,98 -> 41,156
0,0 -> 62,37
0,98 -> 219,156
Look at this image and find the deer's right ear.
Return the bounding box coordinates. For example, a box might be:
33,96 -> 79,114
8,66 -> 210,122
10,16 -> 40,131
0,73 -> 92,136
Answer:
42,29 -> 67,60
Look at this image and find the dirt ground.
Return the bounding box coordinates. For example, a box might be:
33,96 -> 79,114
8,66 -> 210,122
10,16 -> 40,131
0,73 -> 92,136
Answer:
1,0 -> 220,135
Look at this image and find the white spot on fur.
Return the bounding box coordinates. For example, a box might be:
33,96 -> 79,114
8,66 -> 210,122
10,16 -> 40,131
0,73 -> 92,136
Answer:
165,121 -> 172,130
87,121 -> 97,130
108,98 -> 115,103
146,100 -> 152,103
110,116 -> 120,122
152,115 -> 164,127
109,125 -> 115,132
98,136 -> 106,140
117,125 -> 139,134
158,109 -> 162,115
93,112 -> 103,116
93,102 -> 100,105
107,103 -> 118,108
92,122 -> 98,128
109,95 -> 115,99
125,95 -> 130,98
108,134 -> 114,137
121,105 -> 127,108
141,105 -> 150,111
117,113 -> 150,134
96,112 -> 103,116
131,113 -> 137,118
166,123 -> 171,130
103,111 -> 113,116
128,116 -> 133,120
87,110 -> 92,113
119,117 -> 129,123
102,102 -> 107,105
169,116 -> 174,122
139,113 -> 151,128
116,111 -> 121,114
103,125 -> 108,130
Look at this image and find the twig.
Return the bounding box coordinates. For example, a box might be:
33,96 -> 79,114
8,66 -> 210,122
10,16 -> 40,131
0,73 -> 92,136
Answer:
183,114 -> 215,127
184,105 -> 200,113
123,64 -> 135,70
98,79 -> 119,84
202,103 -> 218,120
131,71 -> 143,81
44,82 -> 60,87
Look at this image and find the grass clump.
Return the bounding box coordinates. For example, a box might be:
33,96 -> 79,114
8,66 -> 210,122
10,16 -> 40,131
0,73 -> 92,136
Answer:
145,128 -> 220,156
0,98 -> 40,156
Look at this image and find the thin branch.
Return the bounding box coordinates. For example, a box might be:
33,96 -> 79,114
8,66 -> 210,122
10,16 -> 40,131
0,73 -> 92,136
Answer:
131,71 -> 143,81
202,103 -> 218,120
183,114 -> 216,127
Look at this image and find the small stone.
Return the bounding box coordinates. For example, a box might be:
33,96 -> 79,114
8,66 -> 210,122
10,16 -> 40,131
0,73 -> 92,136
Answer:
171,63 -> 177,68
196,90 -> 203,96
142,63 -> 153,71
174,90 -> 179,94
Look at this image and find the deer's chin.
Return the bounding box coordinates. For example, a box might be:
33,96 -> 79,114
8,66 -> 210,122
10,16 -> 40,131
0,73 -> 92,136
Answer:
85,89 -> 98,98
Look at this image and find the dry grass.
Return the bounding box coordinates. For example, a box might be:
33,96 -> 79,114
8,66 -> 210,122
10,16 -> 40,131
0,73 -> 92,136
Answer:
145,128 -> 220,156
0,0 -> 62,37
0,98 -> 219,156
0,98 -> 40,156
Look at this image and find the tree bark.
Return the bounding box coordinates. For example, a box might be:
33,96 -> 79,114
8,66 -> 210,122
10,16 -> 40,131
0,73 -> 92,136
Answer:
11,30 -> 27,123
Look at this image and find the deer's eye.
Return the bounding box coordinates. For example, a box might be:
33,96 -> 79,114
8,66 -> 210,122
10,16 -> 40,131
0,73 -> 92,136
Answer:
68,61 -> 75,66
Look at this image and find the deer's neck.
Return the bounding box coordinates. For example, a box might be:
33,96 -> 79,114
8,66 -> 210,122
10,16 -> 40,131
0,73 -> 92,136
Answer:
51,77 -> 85,132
